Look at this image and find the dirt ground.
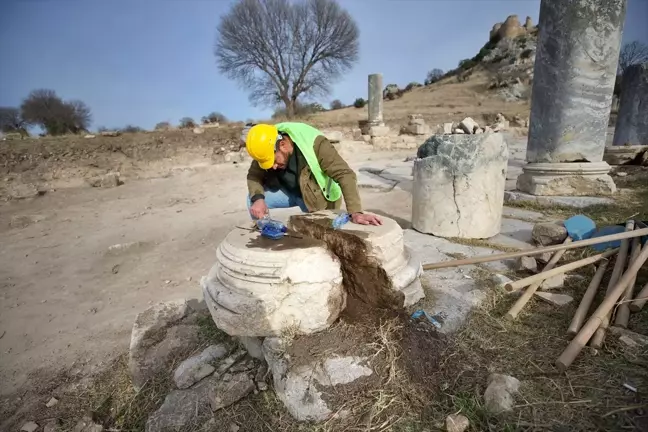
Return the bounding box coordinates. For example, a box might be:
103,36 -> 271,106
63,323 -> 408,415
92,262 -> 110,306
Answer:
0,150 -> 415,398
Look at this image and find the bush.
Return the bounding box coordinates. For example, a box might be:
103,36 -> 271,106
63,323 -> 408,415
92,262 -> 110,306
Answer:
121,125 -> 143,133
405,82 -> 422,92
155,121 -> 171,130
425,68 -> 444,85
203,112 -> 227,124
179,117 -> 196,129
353,98 -> 366,108
330,99 -> 344,110
272,102 -> 325,118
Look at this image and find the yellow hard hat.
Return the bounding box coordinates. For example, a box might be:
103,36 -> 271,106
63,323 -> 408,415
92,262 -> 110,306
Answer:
245,124 -> 279,170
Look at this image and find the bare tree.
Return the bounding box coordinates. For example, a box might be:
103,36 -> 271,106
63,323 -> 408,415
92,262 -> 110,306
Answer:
179,117 -> 196,129
330,99 -> 344,110
425,68 -> 444,85
618,41 -> 648,75
215,0 -> 359,118
20,89 -> 92,135
0,107 -> 27,134
155,121 -> 171,130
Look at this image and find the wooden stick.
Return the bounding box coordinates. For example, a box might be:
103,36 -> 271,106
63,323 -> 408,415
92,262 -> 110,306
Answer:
505,238 -> 572,320
629,281 -> 648,312
590,220 -> 634,349
555,243 -> 648,371
421,228 -> 648,271
614,238 -> 641,328
567,261 -> 609,336
504,248 -> 619,293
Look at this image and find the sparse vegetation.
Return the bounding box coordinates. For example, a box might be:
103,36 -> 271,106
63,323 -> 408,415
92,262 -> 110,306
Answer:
214,0 -> 359,118
120,125 -> 144,133
424,68 -> 444,85
0,107 -> 28,135
202,112 -> 227,124
353,97 -> 366,108
405,82 -> 422,92
179,117 -> 197,129
19,89 -> 92,135
154,121 -> 171,130
329,99 -> 344,110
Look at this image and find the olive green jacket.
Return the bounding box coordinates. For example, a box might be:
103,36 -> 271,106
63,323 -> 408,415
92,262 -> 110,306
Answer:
246,135 -> 363,213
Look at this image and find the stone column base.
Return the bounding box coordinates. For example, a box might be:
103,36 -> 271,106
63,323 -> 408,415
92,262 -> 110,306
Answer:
516,162 -> 616,196
603,145 -> 648,165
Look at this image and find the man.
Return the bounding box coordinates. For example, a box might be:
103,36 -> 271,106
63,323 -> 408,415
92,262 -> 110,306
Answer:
243,122 -> 382,226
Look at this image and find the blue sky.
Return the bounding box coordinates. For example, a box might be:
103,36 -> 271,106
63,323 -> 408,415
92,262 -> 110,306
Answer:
1,0 -> 647,131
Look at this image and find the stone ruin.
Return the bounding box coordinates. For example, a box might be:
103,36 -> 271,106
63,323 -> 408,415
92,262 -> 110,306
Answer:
412,129 -> 509,239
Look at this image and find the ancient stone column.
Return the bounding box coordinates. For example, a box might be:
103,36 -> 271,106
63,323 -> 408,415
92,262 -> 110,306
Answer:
412,134 -> 509,239
367,73 -> 383,126
517,0 -> 626,196
613,63 -> 648,146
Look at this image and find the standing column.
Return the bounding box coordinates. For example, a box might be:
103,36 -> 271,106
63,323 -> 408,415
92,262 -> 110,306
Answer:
612,63 -> 648,146
517,0 -> 626,196
367,73 -> 384,126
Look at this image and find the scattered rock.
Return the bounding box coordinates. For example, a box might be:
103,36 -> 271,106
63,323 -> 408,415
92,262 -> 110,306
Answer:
459,117 -> 479,134
454,128 -> 465,134
209,371 -> 256,411
609,326 -> 648,347
255,363 -> 269,391
445,414 -> 470,432
484,373 -> 520,414
10,214 -> 43,229
100,130 -> 120,137
215,349 -> 247,375
323,130 -> 344,143
540,274 -> 565,290
238,336 -> 264,360
46,396 -> 59,407
229,424 -> 240,432
534,291 -> 573,306
88,172 -> 121,188
193,127 -> 204,134
146,376 -> 214,432
129,300 -> 200,390
443,122 -> 454,134
616,171 -> 628,177
43,419 -> 62,432
535,252 -> 553,264
71,416 -> 103,432
531,222 -> 567,246
515,256 -> 537,272
21,421 -> 39,432
263,337 -> 373,422
84,134 -> 96,139
174,344 -> 229,389
619,335 -> 639,347
8,183 -> 44,200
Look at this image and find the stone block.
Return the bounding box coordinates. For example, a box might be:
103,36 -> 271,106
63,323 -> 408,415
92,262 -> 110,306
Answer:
531,222 -> 567,246
484,373 -> 520,414
368,125 -> 390,137
323,130 -> 343,143
403,124 -> 430,135
603,145 -> 648,165
201,229 -> 345,337
459,117 -> 479,134
412,134 -> 509,238
534,291 -> 572,306
263,337 -> 373,422
173,344 -> 229,389
290,211 -> 424,308
371,136 -> 392,149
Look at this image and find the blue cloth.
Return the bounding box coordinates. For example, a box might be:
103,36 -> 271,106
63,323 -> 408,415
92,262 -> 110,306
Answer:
247,187 -> 308,219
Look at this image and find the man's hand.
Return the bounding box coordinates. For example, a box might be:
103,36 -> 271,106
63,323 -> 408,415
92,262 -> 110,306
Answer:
250,199 -> 269,219
351,212 -> 382,226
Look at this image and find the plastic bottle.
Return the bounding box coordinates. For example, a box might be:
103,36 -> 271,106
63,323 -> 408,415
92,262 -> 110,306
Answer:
332,212 -> 351,230
256,215 -> 288,240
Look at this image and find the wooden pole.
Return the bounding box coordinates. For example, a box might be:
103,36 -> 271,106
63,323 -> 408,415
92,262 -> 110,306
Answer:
614,237 -> 641,328
421,228 -> 648,271
555,242 -> 648,371
503,249 -> 619,293
505,238 -> 572,320
590,220 -> 634,349
629,281 -> 648,312
567,261 -> 609,336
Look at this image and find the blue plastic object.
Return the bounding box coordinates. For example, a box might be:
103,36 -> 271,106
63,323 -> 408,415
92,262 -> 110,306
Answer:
332,212 -> 351,229
256,216 -> 288,240
589,224 -> 626,251
411,309 -> 442,329
563,215 -> 596,241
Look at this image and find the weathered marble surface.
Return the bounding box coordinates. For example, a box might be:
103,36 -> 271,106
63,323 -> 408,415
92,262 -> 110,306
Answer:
613,63 -> 648,147
368,73 -> 383,126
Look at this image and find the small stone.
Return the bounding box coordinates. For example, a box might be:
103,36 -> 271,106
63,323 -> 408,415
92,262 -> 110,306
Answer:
209,372 -> 255,411
534,291 -> 573,306
531,222 -> 568,246
193,127 -> 204,134
445,414 -> 470,432
43,419 -> 62,432
71,416 -> 103,432
535,252 -> 553,264
475,128 -> 484,134
173,344 -> 229,389
238,336 -> 264,360
84,134 -> 96,139
21,421 -> 39,432
229,424 -> 240,432
46,396 -> 59,407
187,276 -> 192,282
515,256 -> 538,272
484,373 -> 520,414
443,122 -> 453,134
540,274 -> 565,290
616,172 -> 628,177
454,128 -> 466,134
619,335 -> 639,347
88,172 -> 121,188
459,117 -> 479,134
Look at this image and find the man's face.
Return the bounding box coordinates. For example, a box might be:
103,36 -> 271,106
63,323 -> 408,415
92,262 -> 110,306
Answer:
272,136 -> 292,170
